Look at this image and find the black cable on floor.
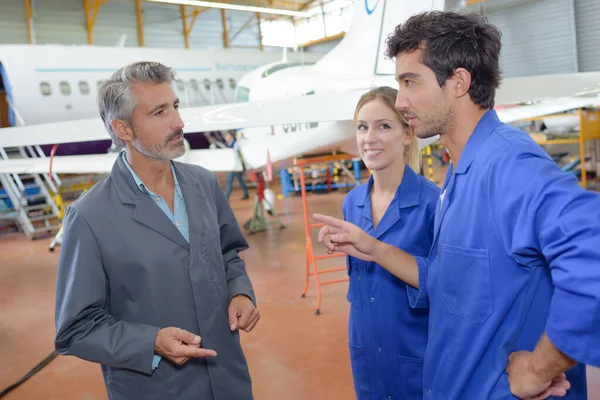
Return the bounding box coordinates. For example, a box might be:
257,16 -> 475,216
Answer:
0,351 -> 59,398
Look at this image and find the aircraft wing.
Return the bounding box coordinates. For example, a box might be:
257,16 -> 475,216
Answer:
1,85 -> 600,175
0,91 -> 366,148
495,95 -> 600,122
3,71 -> 600,148
495,71 -> 600,106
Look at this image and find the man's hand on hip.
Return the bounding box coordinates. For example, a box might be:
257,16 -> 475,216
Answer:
228,295 -> 260,332
154,327 -> 217,366
506,350 -> 571,399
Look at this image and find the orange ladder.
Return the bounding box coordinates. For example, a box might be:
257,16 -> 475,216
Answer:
295,154 -> 355,315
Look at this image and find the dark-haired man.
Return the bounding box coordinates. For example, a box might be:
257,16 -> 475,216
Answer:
314,11 -> 600,399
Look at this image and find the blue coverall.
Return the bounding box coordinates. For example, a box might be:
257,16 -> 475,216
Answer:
343,165 -> 440,399
408,110 -> 600,399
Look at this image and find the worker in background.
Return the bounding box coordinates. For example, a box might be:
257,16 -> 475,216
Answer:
54,61 -> 259,400
315,11 -> 600,399
224,130 -> 250,201
343,86 -> 439,399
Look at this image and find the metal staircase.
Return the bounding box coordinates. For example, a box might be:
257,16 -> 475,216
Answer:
0,97 -> 62,239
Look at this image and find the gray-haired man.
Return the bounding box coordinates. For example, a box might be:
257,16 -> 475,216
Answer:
54,61 -> 259,399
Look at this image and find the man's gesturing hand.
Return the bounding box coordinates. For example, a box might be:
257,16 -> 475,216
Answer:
154,327 -> 217,366
229,295 -> 260,332
313,213 -> 378,261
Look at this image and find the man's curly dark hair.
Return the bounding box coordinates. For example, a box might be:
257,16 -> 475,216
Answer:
385,11 -> 502,109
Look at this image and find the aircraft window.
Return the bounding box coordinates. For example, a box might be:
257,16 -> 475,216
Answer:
60,81 -> 71,95
39,82 -> 51,96
216,79 -> 224,90
228,78 -> 236,90
236,86 -> 250,102
261,62 -> 316,78
176,79 -> 185,91
79,81 -> 90,95
190,79 -> 199,91
203,79 -> 211,90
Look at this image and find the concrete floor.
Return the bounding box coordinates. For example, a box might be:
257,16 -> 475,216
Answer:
1,176 -> 599,399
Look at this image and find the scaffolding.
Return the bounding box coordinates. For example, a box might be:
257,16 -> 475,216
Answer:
296,154 -> 361,315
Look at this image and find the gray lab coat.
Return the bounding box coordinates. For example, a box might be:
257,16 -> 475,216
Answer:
54,155 -> 256,400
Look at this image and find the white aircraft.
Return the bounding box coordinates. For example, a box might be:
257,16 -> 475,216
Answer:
1,0 -> 600,176
0,43 -> 321,154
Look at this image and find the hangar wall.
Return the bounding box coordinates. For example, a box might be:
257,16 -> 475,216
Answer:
312,0 -> 600,75
463,0 -> 600,77
574,0 -> 600,73
0,0 -> 262,50
0,0 -> 29,44
480,0 -> 577,77
1,0 -> 600,76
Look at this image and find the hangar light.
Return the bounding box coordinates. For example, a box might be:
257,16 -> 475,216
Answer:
146,0 -> 311,17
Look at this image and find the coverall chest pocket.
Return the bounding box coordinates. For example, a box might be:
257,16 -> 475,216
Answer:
201,225 -> 226,284
347,259 -> 364,309
440,244 -> 492,324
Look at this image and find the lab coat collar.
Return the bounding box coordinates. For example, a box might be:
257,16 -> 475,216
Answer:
111,154 -> 193,250
454,109 -> 503,175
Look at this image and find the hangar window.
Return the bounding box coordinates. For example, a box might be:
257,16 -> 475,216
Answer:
190,79 -> 199,91
228,78 -> 236,90
175,79 -> 185,91
216,78 -> 224,90
39,82 -> 51,96
97,80 -> 104,90
203,79 -> 211,90
59,81 -> 71,96
79,81 -> 90,95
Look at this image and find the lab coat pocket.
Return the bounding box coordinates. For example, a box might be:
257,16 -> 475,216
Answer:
201,224 -> 226,284
107,366 -> 169,400
440,244 -> 492,324
398,356 -> 424,399
349,344 -> 371,399
347,260 -> 363,309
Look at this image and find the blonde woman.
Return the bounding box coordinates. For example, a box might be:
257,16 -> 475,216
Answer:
327,86 -> 439,399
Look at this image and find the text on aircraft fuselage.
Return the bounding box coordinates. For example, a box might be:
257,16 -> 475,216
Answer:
282,122 -> 319,133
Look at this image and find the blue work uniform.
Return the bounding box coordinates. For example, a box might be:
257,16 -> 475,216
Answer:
343,165 -> 440,399
408,110 -> 600,399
